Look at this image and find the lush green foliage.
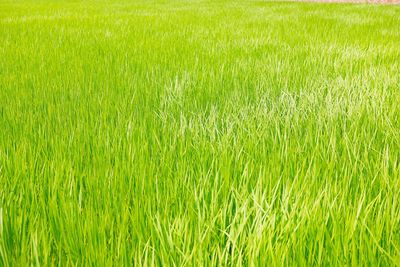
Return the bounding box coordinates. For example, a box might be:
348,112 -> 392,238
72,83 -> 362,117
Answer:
1,0 -> 400,265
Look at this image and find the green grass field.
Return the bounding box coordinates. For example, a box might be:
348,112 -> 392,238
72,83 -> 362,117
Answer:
1,0 -> 400,265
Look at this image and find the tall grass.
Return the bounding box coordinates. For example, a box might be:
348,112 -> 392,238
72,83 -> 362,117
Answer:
1,0 -> 400,265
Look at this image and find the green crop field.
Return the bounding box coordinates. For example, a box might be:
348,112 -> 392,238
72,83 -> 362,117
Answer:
1,0 -> 400,265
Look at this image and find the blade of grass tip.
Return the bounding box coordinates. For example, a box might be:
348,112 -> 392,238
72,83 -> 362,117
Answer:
0,208 -> 9,267
362,221 -> 396,264
32,231 -> 40,267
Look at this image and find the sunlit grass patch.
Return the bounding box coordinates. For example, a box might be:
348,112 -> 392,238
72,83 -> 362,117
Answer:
0,0 -> 400,265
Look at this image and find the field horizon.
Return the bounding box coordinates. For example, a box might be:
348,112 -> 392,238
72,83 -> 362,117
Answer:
1,0 -> 400,265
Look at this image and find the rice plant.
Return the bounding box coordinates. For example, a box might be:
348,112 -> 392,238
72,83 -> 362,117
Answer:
1,0 -> 400,265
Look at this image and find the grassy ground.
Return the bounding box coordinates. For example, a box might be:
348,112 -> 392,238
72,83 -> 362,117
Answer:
1,0 -> 400,265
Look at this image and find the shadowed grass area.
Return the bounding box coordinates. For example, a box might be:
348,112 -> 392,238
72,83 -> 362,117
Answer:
1,0 -> 400,265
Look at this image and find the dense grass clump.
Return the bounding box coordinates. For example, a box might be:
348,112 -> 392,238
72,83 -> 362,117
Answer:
1,0 -> 400,265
